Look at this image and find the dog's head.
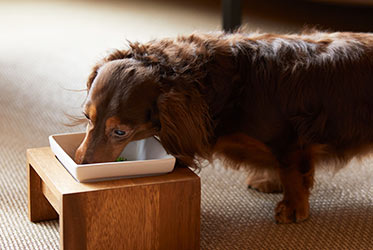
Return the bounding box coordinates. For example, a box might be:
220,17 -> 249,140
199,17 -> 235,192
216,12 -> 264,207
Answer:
74,59 -> 161,164
75,48 -> 213,167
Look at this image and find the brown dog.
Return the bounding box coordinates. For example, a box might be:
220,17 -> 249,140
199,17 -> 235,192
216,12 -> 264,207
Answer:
75,30 -> 373,223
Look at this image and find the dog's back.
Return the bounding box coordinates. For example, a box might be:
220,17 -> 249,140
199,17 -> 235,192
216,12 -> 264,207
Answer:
190,31 -> 373,160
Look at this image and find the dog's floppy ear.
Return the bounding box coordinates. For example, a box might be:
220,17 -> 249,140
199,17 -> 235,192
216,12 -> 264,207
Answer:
157,88 -> 212,169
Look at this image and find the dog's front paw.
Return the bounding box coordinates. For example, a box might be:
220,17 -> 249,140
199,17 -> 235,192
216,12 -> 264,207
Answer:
275,200 -> 309,224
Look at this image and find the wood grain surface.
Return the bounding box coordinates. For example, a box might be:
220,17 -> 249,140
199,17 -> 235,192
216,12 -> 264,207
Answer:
27,147 -> 200,250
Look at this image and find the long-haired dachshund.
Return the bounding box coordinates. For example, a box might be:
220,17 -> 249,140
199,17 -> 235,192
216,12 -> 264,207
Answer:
75,30 -> 373,224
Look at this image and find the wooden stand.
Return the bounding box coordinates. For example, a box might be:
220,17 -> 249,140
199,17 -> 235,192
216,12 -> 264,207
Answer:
27,147 -> 200,250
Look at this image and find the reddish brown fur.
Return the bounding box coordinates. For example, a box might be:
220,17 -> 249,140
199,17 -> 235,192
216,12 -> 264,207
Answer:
75,30 -> 373,223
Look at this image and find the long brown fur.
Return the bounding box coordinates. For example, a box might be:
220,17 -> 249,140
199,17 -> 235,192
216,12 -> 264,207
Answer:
75,30 -> 373,223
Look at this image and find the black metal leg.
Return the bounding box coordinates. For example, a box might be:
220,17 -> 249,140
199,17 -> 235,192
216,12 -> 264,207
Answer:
222,0 -> 242,32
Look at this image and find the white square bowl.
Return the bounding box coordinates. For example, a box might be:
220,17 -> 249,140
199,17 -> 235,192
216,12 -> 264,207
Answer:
49,132 -> 176,182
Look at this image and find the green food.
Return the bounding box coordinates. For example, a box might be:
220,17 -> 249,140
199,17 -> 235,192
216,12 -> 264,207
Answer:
116,157 -> 128,162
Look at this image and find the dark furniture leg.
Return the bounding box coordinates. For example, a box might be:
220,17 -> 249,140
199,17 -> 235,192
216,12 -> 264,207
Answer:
222,0 -> 242,32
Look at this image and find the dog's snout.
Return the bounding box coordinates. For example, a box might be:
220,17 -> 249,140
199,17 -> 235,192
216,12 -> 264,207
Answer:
75,155 -> 88,164
74,130 -> 95,164
74,147 -> 86,164
74,141 -> 92,164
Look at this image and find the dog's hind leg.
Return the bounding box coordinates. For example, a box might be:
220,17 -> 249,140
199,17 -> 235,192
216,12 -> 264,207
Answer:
246,169 -> 283,193
274,148 -> 315,224
213,133 -> 282,193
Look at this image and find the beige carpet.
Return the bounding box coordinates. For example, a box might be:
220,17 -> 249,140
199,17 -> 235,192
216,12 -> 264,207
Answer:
0,1 -> 372,249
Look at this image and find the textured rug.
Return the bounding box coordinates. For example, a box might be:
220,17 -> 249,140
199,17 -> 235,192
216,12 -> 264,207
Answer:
0,1 -> 372,249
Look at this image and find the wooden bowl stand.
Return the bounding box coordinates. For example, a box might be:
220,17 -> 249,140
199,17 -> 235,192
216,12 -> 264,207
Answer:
27,147 -> 200,250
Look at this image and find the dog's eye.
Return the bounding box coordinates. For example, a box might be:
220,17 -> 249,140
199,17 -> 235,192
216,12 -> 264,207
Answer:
114,129 -> 126,136
83,113 -> 90,120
